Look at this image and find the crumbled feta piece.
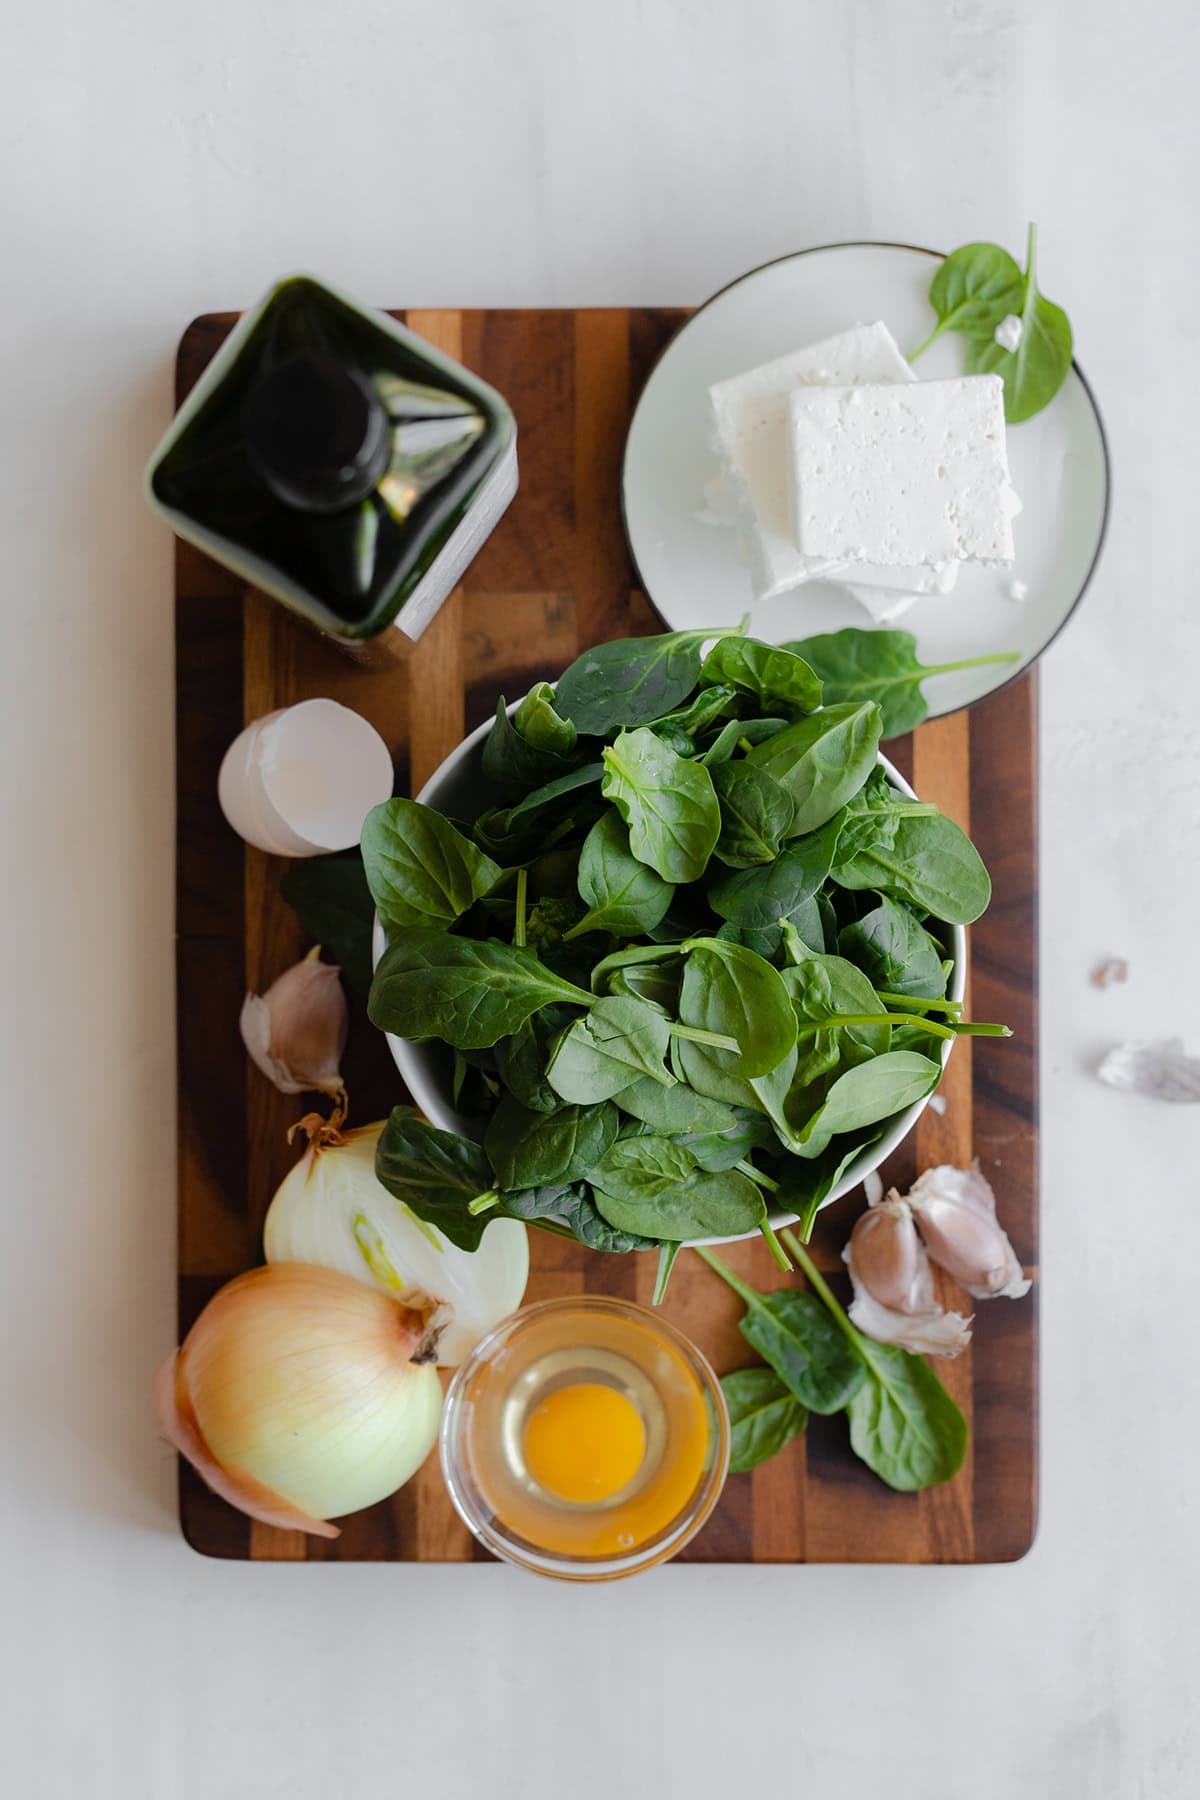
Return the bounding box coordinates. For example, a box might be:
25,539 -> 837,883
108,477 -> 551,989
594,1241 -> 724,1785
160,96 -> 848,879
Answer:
994,313 -> 1023,353
707,323 -> 954,601
787,375 -> 1022,566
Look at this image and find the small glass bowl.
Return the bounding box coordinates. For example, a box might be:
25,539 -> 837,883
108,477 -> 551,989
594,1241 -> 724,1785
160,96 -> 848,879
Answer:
439,1297 -> 730,1582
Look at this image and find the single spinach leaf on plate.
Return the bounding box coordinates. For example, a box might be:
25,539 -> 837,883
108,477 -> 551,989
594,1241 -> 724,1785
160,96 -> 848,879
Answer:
368,931 -> 591,1048
601,727 -> 721,883
501,1180 -> 656,1252
783,629 -> 1018,739
912,240 -> 1023,356
838,895 -> 949,999
482,692 -> 577,800
722,1368 -> 807,1474
711,761 -> 795,868
374,1106 -> 495,1251
832,811 -> 991,924
484,1094 -> 621,1190
564,810 -> 675,940
677,938 -> 798,1078
699,636 -> 822,719
747,702 -> 882,835
964,223 -> 1073,423
846,1340 -> 968,1490
280,853 -> 375,997
708,813 -> 843,927
592,1139 -> 766,1240
701,715 -> 789,767
362,799 -> 502,932
552,629 -> 728,734
788,1050 -> 941,1160
545,995 -> 674,1103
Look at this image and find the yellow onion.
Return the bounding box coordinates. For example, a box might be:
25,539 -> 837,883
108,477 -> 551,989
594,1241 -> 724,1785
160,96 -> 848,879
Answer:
263,1114 -> 528,1366
155,1263 -> 443,1537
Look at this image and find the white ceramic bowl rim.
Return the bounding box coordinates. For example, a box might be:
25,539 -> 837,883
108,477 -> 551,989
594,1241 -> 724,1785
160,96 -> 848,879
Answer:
375,695 -> 965,1247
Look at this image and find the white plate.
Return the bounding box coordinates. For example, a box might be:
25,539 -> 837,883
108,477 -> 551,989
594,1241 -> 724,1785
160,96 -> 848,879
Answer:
622,242 -> 1110,721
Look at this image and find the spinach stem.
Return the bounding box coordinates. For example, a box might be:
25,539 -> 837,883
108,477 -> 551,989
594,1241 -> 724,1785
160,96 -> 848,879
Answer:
876,991 -> 963,1016
779,1229 -> 861,1351
513,868 -> 528,949
736,1159 -> 780,1194
923,652 -> 1020,677
759,1219 -> 790,1271
668,1022 -> 740,1052
652,1241 -> 680,1305
906,319 -> 945,362
467,1189 -> 501,1216
814,1010 -> 1010,1042
694,1244 -> 760,1307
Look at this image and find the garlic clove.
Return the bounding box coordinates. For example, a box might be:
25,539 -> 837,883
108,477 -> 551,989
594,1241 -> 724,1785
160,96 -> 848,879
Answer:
1097,1036 -> 1200,1103
849,1197 -> 929,1314
154,1351 -> 340,1539
907,1161 -> 1031,1300
239,946 -> 348,1098
844,1196 -> 972,1359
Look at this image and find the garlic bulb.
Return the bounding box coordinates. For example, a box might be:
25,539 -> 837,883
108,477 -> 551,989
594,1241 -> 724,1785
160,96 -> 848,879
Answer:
844,1197 -> 972,1358
907,1162 -> 1031,1300
239,946 -> 348,1098
155,1263 -> 444,1536
263,1115 -> 528,1366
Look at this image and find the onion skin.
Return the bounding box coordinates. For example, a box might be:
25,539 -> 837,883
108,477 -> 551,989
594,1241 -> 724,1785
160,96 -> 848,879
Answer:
155,1263 -> 444,1535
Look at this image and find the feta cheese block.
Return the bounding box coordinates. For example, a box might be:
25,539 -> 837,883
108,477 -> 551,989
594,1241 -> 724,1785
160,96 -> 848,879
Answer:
787,374 -> 1022,567
707,323 -> 957,602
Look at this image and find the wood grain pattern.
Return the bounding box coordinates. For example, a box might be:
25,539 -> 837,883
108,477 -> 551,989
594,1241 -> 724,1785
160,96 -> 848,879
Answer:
174,307 -> 1039,1563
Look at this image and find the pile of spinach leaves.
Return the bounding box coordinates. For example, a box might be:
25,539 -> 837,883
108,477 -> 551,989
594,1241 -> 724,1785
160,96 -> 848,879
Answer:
347,624 -> 1008,1292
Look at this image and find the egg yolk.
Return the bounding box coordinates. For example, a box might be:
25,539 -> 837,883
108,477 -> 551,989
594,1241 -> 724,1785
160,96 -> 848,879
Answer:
522,1383 -> 647,1504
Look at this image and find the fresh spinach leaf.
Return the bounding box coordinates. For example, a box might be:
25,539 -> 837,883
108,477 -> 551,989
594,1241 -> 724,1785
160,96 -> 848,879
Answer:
845,1340 -> 969,1490
653,684 -> 739,738
701,715 -> 790,767
546,995 -> 674,1103
374,1106 -> 495,1251
832,811 -> 991,924
501,1180 -> 656,1252
696,1252 -> 865,1414
592,1138 -> 766,1240
677,938 -> 798,1078
964,224 -> 1073,423
722,1368 -> 807,1474
601,728 -> 721,883
775,1134 -> 882,1241
673,1108 -> 776,1172
553,629 -> 731,735
782,952 -> 891,1084
514,682 -> 578,756
711,761 -> 795,868
362,799 -> 502,932
494,1011 -> 570,1113
912,240 -> 1023,357
484,1094 -> 620,1190
708,813 -> 842,927
369,931 -> 591,1048
784,629 -> 1017,739
788,1050 -> 941,1160
613,1078 -> 739,1134
699,636 -> 822,719
482,692 -> 577,800
747,702 -> 882,835
280,853 -> 375,997
564,810 -> 675,940
838,895 -> 949,999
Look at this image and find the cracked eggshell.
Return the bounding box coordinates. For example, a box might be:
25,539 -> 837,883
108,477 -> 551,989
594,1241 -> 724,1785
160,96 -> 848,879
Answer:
218,700 -> 395,857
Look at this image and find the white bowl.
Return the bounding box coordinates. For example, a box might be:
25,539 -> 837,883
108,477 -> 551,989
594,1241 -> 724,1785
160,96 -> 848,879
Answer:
373,701 -> 964,1240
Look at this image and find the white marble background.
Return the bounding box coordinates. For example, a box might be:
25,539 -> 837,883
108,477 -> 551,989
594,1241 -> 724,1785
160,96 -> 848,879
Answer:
2,1 -> 1197,1793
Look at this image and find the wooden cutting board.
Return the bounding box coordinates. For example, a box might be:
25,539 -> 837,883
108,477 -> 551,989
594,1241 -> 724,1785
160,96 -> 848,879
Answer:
175,306 -> 1038,1564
